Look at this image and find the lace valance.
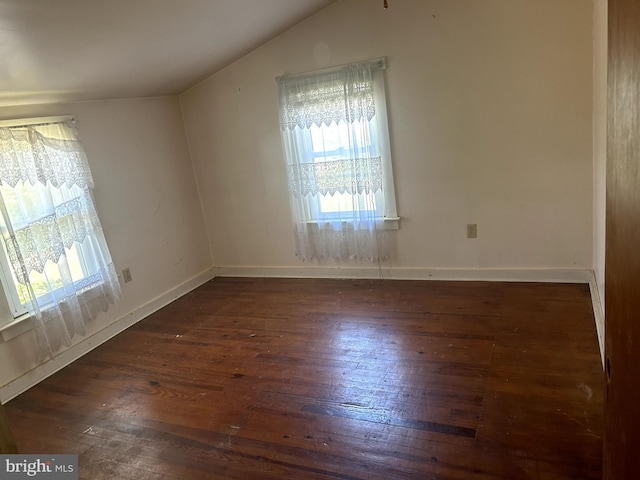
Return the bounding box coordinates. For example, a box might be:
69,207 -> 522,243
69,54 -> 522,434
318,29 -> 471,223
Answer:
0,123 -> 94,189
287,157 -> 383,197
277,60 -> 385,130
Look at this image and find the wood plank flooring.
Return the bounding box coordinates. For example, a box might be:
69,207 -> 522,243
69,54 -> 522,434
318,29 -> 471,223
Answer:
5,278 -> 603,479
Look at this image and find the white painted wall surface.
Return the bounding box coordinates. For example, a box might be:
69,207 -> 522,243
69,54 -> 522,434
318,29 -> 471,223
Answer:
181,0 -> 594,274
0,97 -> 212,392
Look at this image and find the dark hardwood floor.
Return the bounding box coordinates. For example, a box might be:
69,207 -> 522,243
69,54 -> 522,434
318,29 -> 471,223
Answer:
5,278 -> 603,479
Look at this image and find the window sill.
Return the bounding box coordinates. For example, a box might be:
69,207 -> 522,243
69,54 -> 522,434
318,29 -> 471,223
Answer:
0,314 -> 34,342
305,216 -> 401,230
0,281 -> 109,343
384,217 -> 400,230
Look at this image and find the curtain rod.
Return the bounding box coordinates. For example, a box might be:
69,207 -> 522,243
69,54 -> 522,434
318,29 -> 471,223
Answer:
277,57 -> 387,82
0,115 -> 75,129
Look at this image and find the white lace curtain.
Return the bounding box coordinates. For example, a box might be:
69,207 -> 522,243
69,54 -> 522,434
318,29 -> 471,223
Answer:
277,60 -> 389,262
0,120 -> 121,360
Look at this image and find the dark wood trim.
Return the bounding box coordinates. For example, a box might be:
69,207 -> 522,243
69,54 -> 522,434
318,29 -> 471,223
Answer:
604,0 -> 640,477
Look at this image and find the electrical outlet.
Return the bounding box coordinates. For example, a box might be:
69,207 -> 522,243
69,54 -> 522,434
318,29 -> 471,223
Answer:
466,224 -> 477,239
122,267 -> 132,283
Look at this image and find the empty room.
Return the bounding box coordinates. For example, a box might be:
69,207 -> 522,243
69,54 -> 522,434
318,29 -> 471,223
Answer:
1,0 -> 635,478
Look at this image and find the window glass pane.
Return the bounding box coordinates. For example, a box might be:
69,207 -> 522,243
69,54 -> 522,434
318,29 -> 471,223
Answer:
310,122 -> 352,157
318,191 -> 377,215
0,181 -> 94,308
67,243 -> 87,282
319,192 -> 353,214
310,121 -> 378,159
32,264 -> 62,297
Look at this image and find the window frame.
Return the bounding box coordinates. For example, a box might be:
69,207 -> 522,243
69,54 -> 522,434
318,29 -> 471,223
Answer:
0,246 -> 28,318
280,60 -> 399,229
0,115 -> 106,333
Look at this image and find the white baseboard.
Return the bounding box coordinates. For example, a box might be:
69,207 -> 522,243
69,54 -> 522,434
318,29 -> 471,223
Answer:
588,271 -> 605,369
0,268 -> 215,403
214,266 -> 592,283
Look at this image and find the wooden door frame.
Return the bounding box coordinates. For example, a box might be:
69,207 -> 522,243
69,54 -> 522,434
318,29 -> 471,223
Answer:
604,0 -> 640,478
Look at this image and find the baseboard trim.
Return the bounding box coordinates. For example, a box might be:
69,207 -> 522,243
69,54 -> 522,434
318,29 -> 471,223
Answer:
214,266 -> 592,283
588,271 -> 605,369
0,268 -> 216,403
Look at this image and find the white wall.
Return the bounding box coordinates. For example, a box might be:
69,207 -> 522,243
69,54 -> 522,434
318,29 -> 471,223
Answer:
592,0 -> 607,360
0,97 -> 212,395
181,0 -> 594,277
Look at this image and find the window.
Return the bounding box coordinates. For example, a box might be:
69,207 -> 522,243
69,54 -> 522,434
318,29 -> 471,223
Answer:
0,179 -> 100,316
277,58 -> 398,262
0,117 -> 121,359
308,120 -> 383,221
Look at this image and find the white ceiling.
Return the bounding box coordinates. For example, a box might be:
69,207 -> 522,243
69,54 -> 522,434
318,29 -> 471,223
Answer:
0,0 -> 337,107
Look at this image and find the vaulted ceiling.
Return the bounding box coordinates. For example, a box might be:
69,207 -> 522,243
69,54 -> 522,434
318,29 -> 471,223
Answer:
0,0 -> 337,107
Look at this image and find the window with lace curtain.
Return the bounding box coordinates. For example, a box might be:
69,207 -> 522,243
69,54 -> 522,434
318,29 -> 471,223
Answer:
277,58 -> 398,263
0,117 -> 121,360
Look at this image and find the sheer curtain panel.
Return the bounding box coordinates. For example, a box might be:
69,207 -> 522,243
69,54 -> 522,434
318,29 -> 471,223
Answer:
277,58 -> 397,263
0,119 -> 121,360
